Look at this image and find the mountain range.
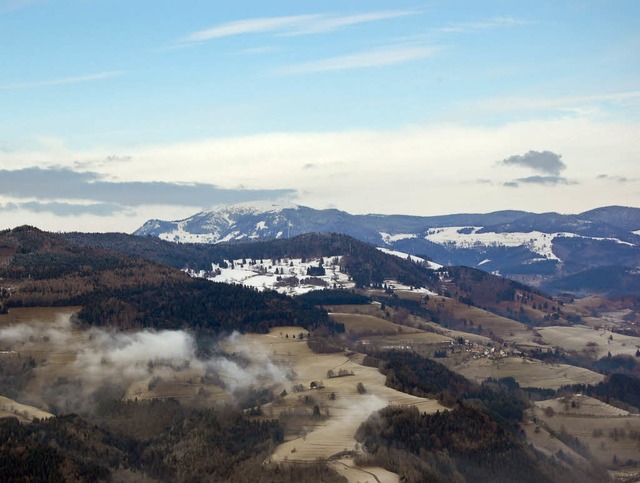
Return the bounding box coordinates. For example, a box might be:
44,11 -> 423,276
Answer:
134,203 -> 640,294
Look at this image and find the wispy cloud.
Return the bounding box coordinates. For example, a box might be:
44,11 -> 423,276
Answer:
0,201 -> 127,217
509,175 -> 572,187
180,10 -> 419,43
597,174 -> 637,183
183,14 -> 320,42
474,91 -> 640,113
437,16 -> 530,34
284,10 -> 420,36
0,71 -> 122,90
0,0 -> 38,13
275,44 -> 440,75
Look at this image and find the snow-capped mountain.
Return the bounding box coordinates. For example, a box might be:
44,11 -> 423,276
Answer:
134,203 -> 640,287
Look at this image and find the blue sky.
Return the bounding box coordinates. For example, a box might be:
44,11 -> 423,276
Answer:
1,0 -> 639,231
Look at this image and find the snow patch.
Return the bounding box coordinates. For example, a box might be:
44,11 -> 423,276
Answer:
217,231 -> 241,243
188,256 -> 355,295
425,227 -> 560,261
377,247 -> 442,269
379,232 -> 418,245
209,200 -> 298,215
158,227 -> 220,244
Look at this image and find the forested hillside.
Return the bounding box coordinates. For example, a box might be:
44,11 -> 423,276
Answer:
64,231 -> 438,289
0,402 -> 345,482
0,227 -> 338,333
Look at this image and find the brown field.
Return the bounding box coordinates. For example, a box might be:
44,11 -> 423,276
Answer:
4,304 -> 639,480
0,306 -> 81,326
532,395 -> 640,467
563,297 -> 640,329
327,302 -> 493,345
454,357 -> 605,389
536,326 -> 640,359
0,395 -> 53,422
326,303 -> 434,332
425,295 -> 530,340
521,421 -> 593,472
329,312 -> 422,336
366,331 -> 452,345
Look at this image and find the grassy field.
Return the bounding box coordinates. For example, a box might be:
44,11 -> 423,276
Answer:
0,395 -> 53,422
536,326 -> 640,359
247,327 -> 445,482
532,395 -> 640,468
425,295 -> 530,340
329,312 -> 422,336
454,357 -> 605,389
3,304 -> 639,481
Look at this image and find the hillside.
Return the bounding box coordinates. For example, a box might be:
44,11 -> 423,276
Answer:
65,230 -> 572,328
0,226 -> 336,334
2,226 -> 639,482
64,231 -> 439,290
545,266 -> 640,296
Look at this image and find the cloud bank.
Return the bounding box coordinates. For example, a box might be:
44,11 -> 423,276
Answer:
0,167 -> 295,216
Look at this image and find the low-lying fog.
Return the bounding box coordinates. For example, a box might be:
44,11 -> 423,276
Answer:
0,310 -> 292,414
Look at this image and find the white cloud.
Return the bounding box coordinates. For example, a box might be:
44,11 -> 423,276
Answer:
0,71 -> 123,90
180,10 -> 419,43
275,45 -> 440,75
182,14 -> 321,42
471,91 -> 640,113
283,10 -> 420,36
437,16 -> 530,34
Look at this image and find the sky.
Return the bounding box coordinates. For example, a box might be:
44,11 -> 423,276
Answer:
1,0 -> 639,232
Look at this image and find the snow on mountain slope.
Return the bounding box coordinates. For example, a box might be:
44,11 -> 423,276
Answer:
135,203 -> 640,286
379,232 -> 417,244
187,256 -> 350,295
137,202 -> 300,244
424,227 -> 635,261
186,253 -> 436,296
376,247 -> 442,269
191,256 -> 332,295
425,227 -> 560,260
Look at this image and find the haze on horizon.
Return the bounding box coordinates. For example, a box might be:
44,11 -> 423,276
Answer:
1,0 -> 639,233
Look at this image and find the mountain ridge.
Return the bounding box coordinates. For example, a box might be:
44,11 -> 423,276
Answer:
133,203 -> 640,292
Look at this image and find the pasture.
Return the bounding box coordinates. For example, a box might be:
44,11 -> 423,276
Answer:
454,357 -> 605,389
532,395 -> 640,468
